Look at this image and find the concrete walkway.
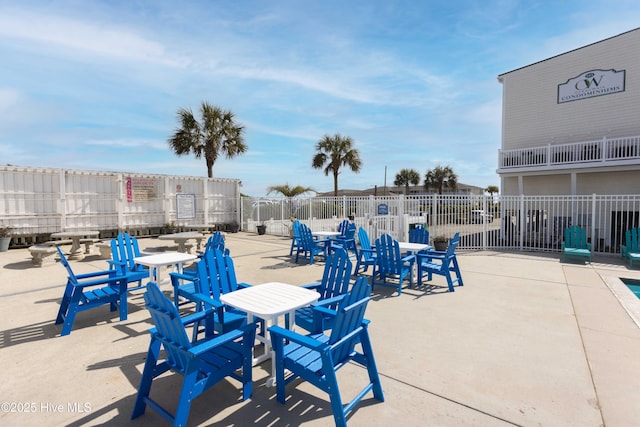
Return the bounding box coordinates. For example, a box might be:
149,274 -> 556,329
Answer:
1,233 -> 639,426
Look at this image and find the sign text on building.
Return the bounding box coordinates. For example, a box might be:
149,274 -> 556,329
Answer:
557,69 -> 625,103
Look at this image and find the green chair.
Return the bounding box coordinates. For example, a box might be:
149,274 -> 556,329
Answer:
561,225 -> 592,263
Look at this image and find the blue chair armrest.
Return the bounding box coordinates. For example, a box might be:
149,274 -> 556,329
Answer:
268,325 -> 326,351
401,254 -> 416,263
417,251 -> 446,262
302,282 -> 321,290
187,292 -> 224,309
190,323 -> 257,356
311,294 -> 346,308
180,308 -> 217,327
170,271 -> 195,282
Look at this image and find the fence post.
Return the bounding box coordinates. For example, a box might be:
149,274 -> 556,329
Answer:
164,176 -> 171,226
117,173 -> 124,231
519,194 -> 525,250
59,168 -> 66,230
342,195 -> 347,218
591,193 -> 597,252
482,195 -> 488,250
203,179 -> 209,223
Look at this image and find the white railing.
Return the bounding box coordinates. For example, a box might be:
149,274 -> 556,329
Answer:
499,135 -> 640,170
243,194 -> 640,255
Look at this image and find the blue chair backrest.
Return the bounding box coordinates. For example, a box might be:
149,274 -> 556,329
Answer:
203,231 -> 227,255
298,224 -> 316,250
357,227 -> 371,248
144,282 -> 192,371
292,220 -> 302,238
626,228 -> 640,252
318,248 -> 352,301
337,220 -> 355,238
565,226 -> 588,249
409,226 -> 429,244
433,232 -> 460,272
329,276 -> 371,357
111,232 -> 141,271
375,234 -> 403,275
56,247 -> 78,284
196,248 -> 240,299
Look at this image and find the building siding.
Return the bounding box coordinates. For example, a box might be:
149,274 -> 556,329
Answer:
500,28 -> 640,149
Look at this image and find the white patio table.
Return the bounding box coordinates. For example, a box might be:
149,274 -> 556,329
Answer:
134,252 -> 197,304
397,242 -> 431,253
220,282 -> 320,386
312,231 -> 340,239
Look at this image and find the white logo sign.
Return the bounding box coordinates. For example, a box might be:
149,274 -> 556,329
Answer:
557,69 -> 625,103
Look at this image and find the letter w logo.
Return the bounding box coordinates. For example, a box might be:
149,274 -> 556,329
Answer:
575,76 -> 603,90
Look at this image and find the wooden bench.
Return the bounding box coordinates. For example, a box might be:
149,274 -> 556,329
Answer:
28,245 -> 58,267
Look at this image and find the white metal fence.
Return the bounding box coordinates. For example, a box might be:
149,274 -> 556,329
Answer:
2,164 -> 638,256
0,166 -> 240,245
242,194 -> 640,255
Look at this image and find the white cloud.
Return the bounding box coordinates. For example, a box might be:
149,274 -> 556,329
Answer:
0,8 -> 182,66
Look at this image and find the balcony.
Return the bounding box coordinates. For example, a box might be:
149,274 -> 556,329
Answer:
498,135 -> 640,172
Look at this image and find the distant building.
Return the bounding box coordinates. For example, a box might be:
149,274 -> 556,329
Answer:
497,28 -> 640,196
316,182 -> 485,197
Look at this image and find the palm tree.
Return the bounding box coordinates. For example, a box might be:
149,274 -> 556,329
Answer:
394,168 -> 421,195
485,185 -> 499,196
268,184 -> 315,218
267,184 -> 315,198
311,133 -> 362,196
168,101 -> 247,178
424,165 -> 458,195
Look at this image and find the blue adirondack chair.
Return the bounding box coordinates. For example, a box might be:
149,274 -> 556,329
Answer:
295,223 -> 330,265
269,276 -> 384,427
108,232 -> 149,291
55,247 -> 128,336
200,231 -> 229,257
372,233 -> 415,295
171,248 -> 251,337
416,232 -> 464,292
295,247 -> 353,333
409,225 -> 430,245
355,227 -> 377,274
621,227 -> 640,267
562,225 -> 592,262
332,221 -> 357,256
131,282 -> 256,427
289,220 -> 303,256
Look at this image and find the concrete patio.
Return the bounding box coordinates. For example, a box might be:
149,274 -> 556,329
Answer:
1,232 -> 639,426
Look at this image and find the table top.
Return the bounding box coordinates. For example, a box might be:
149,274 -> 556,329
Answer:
134,252 -> 198,266
51,230 -> 100,238
220,282 -> 320,318
397,241 -> 431,252
312,231 -> 341,237
158,231 -> 204,240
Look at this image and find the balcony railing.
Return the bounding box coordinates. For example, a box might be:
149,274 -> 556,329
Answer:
498,135 -> 640,170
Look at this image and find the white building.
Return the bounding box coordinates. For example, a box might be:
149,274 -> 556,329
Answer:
497,28 -> 640,196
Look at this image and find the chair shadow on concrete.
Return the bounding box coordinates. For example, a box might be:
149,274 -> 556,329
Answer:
72,354 -> 367,426
260,254 -> 317,270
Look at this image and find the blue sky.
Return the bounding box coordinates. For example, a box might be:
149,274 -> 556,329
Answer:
1,1 -> 639,196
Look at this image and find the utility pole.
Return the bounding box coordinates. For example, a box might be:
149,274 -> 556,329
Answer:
384,165 -> 387,196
